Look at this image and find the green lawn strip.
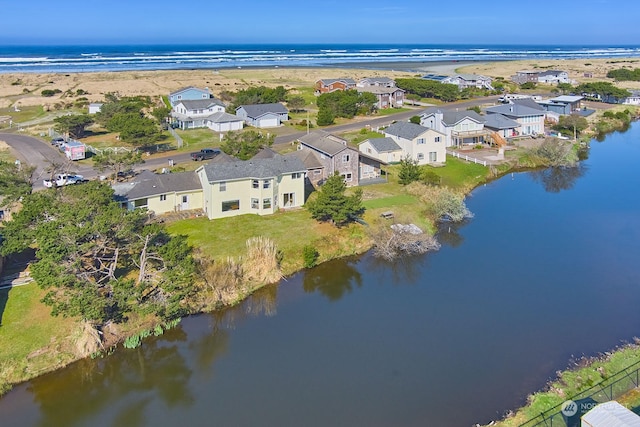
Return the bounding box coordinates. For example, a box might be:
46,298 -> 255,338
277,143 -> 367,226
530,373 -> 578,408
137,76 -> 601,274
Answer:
363,194 -> 417,209
374,107 -> 413,116
0,106 -> 47,124
432,157 -> 490,190
0,284 -> 78,393
490,344 -> 640,426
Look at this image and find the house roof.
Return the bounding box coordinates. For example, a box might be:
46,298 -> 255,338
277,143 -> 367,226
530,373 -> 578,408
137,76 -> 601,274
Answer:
359,77 -> 394,85
538,70 -> 567,77
421,108 -> 485,126
318,78 -> 356,86
447,73 -> 491,82
178,98 -> 225,110
357,86 -> 405,95
170,86 -> 210,97
206,111 -> 242,123
362,137 -> 402,153
421,74 -> 448,81
512,98 -> 545,111
549,95 -> 583,103
297,131 -> 349,156
582,401 -> 640,427
200,153 -> 306,182
112,170 -> 202,201
286,150 -> 324,169
251,147 -> 279,159
483,113 -> 520,130
236,103 -> 288,118
485,103 -> 545,117
384,121 -> 432,140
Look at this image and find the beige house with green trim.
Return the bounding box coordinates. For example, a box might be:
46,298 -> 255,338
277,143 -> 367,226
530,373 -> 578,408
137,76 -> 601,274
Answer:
196,152 -> 307,220
112,170 -> 203,215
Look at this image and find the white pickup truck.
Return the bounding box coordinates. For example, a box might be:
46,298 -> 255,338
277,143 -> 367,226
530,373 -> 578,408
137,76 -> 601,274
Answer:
43,173 -> 85,188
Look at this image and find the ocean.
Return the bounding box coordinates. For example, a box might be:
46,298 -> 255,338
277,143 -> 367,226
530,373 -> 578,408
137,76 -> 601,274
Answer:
1,44 -> 640,74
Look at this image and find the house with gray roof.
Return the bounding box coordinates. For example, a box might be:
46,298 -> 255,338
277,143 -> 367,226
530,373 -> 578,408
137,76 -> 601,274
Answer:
536,95 -> 583,115
196,153 -> 306,219
112,170 -> 203,215
359,137 -> 403,163
357,77 -> 396,88
483,114 -> 520,138
296,131 -> 360,186
383,121 -> 446,165
357,86 -> 405,109
169,86 -> 212,107
419,108 -> 489,147
485,104 -> 545,136
442,74 -> 493,90
171,98 -> 227,129
235,103 -> 289,128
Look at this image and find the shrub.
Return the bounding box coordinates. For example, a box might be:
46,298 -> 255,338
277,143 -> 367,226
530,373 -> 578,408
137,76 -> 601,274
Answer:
41,89 -> 62,97
302,245 -> 319,268
422,170 -> 441,186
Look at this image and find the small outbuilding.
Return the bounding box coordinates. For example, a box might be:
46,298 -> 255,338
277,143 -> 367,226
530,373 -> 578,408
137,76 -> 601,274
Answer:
61,141 -> 86,160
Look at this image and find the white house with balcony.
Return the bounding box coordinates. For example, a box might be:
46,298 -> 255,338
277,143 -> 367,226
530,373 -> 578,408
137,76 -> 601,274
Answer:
383,121 -> 446,165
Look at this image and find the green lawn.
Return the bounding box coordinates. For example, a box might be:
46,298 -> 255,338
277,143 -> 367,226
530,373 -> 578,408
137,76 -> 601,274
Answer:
174,128 -> 222,150
374,107 -> 413,116
430,157 -> 491,190
0,284 -> 78,393
363,194 -> 417,209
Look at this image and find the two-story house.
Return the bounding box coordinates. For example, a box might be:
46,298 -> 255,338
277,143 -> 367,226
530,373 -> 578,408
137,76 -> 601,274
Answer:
314,78 -> 357,95
171,98 -> 227,129
359,137 -> 403,164
442,74 -> 493,90
484,104 -> 546,136
356,77 -> 396,88
296,131 -> 361,186
235,103 -> 289,128
196,153 -> 306,219
169,86 -> 212,107
419,109 -> 488,147
383,122 -> 446,165
357,86 -> 405,109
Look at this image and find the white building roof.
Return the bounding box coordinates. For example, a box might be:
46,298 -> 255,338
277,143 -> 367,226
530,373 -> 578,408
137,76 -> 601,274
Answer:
582,401 -> 640,427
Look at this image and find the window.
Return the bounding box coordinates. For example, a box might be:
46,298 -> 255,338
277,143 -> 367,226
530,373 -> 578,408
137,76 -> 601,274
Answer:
417,138 -> 425,145
341,172 -> 353,182
182,195 -> 188,204
417,153 -> 425,160
251,198 -> 259,209
263,198 -> 272,209
222,200 -> 240,211
429,152 -> 437,162
263,180 -> 271,189
292,172 -> 302,179
342,154 -> 350,162
134,198 -> 148,208
314,169 -> 321,175
435,136 -> 441,143
160,194 -> 167,201
252,180 -> 259,188
220,181 -> 226,192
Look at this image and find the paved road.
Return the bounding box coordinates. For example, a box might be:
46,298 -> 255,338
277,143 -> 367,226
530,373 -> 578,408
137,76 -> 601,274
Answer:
2,95 -> 501,185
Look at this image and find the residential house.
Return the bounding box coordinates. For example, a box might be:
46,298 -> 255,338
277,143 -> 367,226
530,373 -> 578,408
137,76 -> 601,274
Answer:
483,114 -> 520,139
357,86 -> 405,109
358,137 -> 403,164
421,74 -> 448,82
88,103 -> 103,114
205,112 -> 244,132
442,74 -> 493,90
485,103 -> 546,136
623,90 -> 640,105
196,153 -> 306,219
296,131 -> 360,186
581,401 -> 640,427
358,152 -> 387,182
383,121 -> 446,165
314,78 -> 357,94
357,77 -> 396,88
536,95 -> 583,115
112,170 -> 204,215
169,86 -> 212,107
511,70 -> 572,85
419,108 -> 488,147
235,103 -> 289,128
171,98 -> 227,129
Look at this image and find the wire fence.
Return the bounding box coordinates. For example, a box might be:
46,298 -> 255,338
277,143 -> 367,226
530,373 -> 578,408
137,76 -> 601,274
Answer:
518,359 -> 640,427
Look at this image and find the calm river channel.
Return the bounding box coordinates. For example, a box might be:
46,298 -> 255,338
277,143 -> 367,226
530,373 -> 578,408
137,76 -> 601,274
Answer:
2,124 -> 640,427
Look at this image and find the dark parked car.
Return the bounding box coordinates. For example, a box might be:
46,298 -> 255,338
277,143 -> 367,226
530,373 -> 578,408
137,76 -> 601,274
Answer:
51,137 -> 65,146
190,148 -> 221,161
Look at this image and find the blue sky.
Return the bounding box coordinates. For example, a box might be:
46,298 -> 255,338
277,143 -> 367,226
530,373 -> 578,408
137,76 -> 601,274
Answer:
1,0 -> 639,45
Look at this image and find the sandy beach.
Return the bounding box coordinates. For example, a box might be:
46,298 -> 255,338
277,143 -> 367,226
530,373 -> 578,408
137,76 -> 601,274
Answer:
1,58 -> 639,110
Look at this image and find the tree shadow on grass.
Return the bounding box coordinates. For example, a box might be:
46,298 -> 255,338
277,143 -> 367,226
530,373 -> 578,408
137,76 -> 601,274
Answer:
0,288 -> 8,327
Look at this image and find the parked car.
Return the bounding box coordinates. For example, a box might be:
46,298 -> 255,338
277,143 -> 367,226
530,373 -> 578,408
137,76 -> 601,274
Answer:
43,173 -> 86,188
190,148 -> 220,161
51,137 -> 65,146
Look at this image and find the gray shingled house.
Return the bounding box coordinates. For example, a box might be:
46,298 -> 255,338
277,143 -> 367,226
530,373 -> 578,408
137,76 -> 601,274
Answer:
235,103 -> 289,128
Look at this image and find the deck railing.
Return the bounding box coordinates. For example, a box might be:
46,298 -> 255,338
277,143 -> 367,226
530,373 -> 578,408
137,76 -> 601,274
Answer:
446,150 -> 487,166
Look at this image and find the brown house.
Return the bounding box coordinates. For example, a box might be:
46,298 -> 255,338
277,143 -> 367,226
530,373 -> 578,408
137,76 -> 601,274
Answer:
296,131 -> 360,186
314,78 -> 357,95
